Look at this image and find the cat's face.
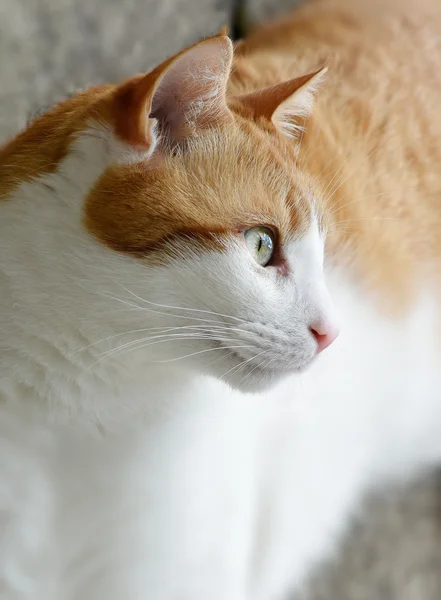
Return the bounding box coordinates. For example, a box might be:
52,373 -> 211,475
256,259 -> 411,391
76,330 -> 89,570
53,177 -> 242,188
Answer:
82,126 -> 338,392
0,33 -> 338,393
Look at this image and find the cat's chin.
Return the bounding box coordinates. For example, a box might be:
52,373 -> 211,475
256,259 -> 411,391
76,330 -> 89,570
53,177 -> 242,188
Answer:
186,343 -> 315,394
225,374 -> 282,394
223,368 -> 292,394
193,346 -> 316,394
207,362 -> 298,394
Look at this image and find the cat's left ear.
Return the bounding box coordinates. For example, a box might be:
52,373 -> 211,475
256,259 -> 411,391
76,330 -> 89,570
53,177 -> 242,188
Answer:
113,33 -> 234,150
234,67 -> 327,137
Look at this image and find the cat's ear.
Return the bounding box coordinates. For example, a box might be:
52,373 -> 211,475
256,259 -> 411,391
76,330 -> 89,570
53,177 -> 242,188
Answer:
235,67 -> 327,137
113,33 -> 234,150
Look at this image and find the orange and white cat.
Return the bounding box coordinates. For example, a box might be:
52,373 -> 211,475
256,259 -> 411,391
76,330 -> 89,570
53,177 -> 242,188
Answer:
1,0 -> 441,598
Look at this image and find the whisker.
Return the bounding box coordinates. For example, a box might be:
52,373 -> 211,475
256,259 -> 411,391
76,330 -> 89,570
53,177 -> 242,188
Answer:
153,345 -> 258,365
319,124 -> 388,201
238,351 -> 269,386
85,335 -> 248,370
95,332 -> 243,362
117,283 -> 251,325
321,159 -> 350,202
98,292 -> 232,327
328,190 -> 393,216
72,324 -> 245,355
326,140 -> 386,203
335,216 -> 400,225
220,350 -> 267,381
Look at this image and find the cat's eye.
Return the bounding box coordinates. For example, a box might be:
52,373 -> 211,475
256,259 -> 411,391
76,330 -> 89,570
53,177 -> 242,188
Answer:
244,226 -> 275,267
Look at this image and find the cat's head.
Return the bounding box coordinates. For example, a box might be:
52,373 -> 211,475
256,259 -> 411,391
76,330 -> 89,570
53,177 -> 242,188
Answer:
0,32 -> 338,393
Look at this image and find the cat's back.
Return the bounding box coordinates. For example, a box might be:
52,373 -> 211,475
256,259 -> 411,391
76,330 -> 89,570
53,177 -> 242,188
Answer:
235,0 -> 441,166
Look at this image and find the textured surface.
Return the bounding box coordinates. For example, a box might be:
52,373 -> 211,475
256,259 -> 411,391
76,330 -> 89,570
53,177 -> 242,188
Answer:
247,0 -> 301,20
1,0 -> 441,598
301,477 -> 441,600
0,0 -> 229,139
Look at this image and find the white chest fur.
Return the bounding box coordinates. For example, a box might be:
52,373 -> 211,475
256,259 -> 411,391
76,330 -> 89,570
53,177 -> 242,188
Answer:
1,275 -> 439,600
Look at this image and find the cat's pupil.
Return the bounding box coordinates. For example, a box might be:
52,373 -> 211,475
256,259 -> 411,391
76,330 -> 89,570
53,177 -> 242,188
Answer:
258,237 -> 263,252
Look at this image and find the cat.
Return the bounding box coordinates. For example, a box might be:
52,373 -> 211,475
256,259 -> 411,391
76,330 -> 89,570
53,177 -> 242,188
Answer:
1,0 -> 441,598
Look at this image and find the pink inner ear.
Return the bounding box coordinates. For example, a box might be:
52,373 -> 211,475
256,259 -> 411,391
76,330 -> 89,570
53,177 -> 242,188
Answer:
150,37 -> 233,140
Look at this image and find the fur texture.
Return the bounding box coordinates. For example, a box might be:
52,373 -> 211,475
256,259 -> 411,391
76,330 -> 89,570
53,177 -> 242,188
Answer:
1,1 -> 441,599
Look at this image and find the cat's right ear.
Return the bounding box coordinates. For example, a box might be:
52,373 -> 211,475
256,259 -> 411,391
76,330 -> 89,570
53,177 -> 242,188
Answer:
112,33 -> 234,151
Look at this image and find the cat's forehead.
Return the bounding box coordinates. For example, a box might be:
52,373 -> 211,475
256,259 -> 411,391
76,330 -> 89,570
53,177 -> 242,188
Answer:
84,129 -> 314,257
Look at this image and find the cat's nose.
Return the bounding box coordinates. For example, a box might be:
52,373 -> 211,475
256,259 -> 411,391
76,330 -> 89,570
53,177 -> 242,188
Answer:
310,321 -> 339,353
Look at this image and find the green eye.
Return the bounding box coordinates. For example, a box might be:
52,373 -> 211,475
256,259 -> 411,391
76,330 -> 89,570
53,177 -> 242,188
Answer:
244,226 -> 275,267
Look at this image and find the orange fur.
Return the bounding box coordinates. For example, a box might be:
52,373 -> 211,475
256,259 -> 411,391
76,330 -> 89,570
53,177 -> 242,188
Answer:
233,0 -> 441,312
0,86 -> 115,200
2,0 -> 441,315
84,131 -> 311,255
84,33 -> 314,256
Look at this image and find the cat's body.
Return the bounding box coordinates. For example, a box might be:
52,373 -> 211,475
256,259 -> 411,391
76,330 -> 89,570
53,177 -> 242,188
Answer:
1,0 -> 441,599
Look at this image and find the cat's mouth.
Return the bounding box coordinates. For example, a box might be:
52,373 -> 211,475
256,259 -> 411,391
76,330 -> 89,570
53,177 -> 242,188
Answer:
208,319 -> 320,386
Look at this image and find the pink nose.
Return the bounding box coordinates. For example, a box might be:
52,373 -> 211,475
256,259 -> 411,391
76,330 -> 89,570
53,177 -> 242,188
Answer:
310,323 -> 339,353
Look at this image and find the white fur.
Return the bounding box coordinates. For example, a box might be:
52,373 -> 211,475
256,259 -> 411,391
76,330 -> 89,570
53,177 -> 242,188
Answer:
1,125 -> 441,600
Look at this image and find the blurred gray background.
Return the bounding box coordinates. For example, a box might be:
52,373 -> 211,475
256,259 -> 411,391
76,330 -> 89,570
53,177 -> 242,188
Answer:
1,0 -> 441,598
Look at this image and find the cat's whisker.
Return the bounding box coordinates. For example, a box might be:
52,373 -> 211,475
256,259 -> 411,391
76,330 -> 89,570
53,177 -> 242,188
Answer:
314,150 -> 350,188
326,139 -> 387,204
333,227 -> 354,236
238,351 -> 270,386
220,355 -> 255,380
72,324 -> 244,355
222,359 -> 253,381
220,350 -> 267,381
329,185 -> 441,217
104,291 -> 229,325
204,350 -> 239,370
335,216 -> 400,225
98,292 -> 233,327
88,301 -> 246,332
328,191 -> 393,216
153,345 -> 259,365
116,283 -> 251,325
320,124 -> 388,201
85,335 -> 248,370
321,160 -> 349,201
95,332 -> 243,361
73,327 -> 185,354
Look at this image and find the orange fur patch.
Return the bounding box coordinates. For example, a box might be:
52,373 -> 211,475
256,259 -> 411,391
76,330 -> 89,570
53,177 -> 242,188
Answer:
84,126 -> 311,257
0,86 -> 115,199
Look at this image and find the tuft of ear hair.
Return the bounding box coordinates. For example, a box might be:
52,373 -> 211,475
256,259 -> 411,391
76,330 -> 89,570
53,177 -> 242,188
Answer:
235,66 -> 328,137
113,33 -> 234,150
